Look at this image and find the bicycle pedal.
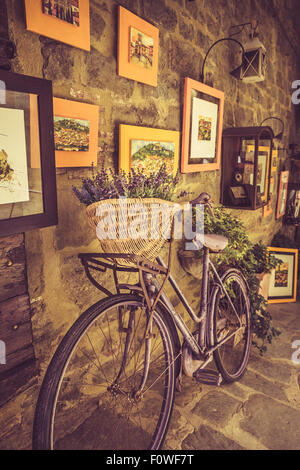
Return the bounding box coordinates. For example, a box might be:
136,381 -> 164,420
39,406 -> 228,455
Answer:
193,368 -> 222,386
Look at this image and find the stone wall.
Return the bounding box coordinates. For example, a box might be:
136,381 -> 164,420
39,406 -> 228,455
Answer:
0,0 -> 299,449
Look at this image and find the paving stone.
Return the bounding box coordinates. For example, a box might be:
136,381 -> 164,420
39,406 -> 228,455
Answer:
191,391 -> 241,428
240,394 -> 300,450
247,355 -> 291,385
182,424 -> 245,450
240,370 -> 288,403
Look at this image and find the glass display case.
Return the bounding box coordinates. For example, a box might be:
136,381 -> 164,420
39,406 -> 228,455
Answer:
221,126 -> 274,210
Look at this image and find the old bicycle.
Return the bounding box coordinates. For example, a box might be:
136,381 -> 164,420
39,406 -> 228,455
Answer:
32,193 -> 251,450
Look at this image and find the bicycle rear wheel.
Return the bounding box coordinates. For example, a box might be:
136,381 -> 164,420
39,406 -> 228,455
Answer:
209,269 -> 252,383
33,294 -> 176,450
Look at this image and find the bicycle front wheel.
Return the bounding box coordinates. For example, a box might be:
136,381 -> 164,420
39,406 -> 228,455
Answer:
33,294 -> 176,450
209,269 -> 252,383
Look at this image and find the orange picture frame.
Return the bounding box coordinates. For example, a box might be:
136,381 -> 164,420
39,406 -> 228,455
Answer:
118,6 -> 159,87
181,78 -> 224,173
276,170 -> 289,219
119,124 -> 180,176
267,247 -> 298,304
53,98 -> 99,168
24,0 -> 90,51
263,149 -> 278,218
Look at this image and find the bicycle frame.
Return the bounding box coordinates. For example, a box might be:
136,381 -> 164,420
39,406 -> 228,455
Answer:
156,248 -> 244,360
78,245 -> 243,366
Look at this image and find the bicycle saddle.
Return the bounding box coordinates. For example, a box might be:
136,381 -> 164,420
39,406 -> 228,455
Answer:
193,233 -> 228,253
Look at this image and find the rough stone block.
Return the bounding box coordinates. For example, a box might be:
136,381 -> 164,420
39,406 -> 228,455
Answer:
191,390 -> 241,427
182,424 -> 245,450
240,394 -> 300,450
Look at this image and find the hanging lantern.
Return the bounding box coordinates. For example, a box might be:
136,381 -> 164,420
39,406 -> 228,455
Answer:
231,36 -> 266,83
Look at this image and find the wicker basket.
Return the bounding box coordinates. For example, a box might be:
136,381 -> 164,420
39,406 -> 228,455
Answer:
86,198 -> 180,262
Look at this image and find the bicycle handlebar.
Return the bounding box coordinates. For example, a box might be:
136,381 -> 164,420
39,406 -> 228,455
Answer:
189,192 -> 214,218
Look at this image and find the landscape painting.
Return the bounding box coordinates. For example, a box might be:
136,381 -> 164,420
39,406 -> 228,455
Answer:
130,140 -> 175,174
54,116 -> 90,152
42,0 -> 80,27
0,108 -> 29,205
129,27 -> 154,69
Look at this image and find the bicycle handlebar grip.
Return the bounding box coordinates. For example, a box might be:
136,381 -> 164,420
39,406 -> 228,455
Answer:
190,192 -> 211,205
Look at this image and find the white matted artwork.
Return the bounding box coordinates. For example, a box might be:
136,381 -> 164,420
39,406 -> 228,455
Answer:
0,107 -> 29,205
190,97 -> 218,160
267,248 -> 298,305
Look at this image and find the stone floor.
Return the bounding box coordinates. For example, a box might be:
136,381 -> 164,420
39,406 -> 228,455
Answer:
165,302 -> 300,450
0,302 -> 300,450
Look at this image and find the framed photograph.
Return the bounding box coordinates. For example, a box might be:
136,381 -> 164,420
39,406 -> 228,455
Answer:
267,247 -> 298,303
24,0 -> 90,51
0,69 -> 57,237
119,124 -> 180,176
263,149 -> 278,218
52,98 -> 98,168
246,145 -> 271,203
285,185 -> 300,224
181,78 -> 224,173
276,170 -> 289,219
118,6 -> 159,87
227,185 -> 248,207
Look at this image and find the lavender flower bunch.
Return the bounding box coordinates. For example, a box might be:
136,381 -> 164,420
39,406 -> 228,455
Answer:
72,164 -> 180,206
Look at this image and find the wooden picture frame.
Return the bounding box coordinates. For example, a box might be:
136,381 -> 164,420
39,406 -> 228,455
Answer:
263,149 -> 278,218
118,6 -> 159,87
267,247 -> 298,303
0,69 -> 58,237
246,145 -> 271,203
119,124 -> 180,176
181,78 -> 224,173
52,98 -> 99,168
276,170 -> 289,219
24,0 -> 90,51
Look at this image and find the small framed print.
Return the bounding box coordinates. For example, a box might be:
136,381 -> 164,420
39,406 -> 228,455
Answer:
0,69 -> 57,237
263,149 -> 278,218
119,124 -> 180,176
228,185 -> 248,206
181,78 -> 224,173
263,175 -> 275,217
267,247 -> 298,303
247,145 -> 271,203
118,6 -> 159,87
276,170 -> 289,219
24,0 -> 90,51
53,98 -> 99,168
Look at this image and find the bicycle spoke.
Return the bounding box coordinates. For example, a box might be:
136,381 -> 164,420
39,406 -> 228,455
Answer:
41,298 -> 175,450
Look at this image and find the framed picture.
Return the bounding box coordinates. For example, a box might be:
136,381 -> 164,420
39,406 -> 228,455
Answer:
51,98 -> 98,168
181,78 -> 224,173
276,170 -> 289,219
118,6 -> 159,87
285,184 -> 300,224
0,69 -> 57,237
246,145 -> 271,203
24,0 -> 90,51
263,149 -> 278,218
119,124 -> 180,176
267,247 -> 298,303
228,185 -> 248,207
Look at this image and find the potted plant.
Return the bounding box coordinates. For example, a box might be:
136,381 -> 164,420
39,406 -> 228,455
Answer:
179,205 -> 282,354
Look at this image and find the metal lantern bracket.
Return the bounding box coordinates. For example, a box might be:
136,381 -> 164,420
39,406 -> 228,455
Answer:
200,37 -> 245,83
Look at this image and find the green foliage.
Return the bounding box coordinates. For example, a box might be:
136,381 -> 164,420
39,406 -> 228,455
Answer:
196,205 -> 282,354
